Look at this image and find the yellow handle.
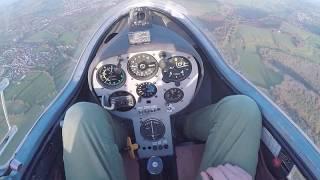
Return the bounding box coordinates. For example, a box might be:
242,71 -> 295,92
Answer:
127,137 -> 139,159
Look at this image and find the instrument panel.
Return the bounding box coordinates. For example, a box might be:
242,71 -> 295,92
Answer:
91,50 -> 200,158
92,51 -> 199,111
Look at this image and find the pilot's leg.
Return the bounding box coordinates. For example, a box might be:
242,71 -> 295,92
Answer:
62,102 -> 127,180
184,95 -> 262,177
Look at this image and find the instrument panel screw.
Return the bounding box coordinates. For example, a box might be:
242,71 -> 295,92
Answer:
159,51 -> 166,59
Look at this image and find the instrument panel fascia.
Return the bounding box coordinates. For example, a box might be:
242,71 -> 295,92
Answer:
88,24 -> 205,113
92,51 -> 199,116
91,51 -> 200,158
88,22 -> 204,158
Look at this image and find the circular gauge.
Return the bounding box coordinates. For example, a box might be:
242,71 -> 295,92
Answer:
127,53 -> 159,80
136,82 -> 157,98
164,88 -> 184,103
96,64 -> 126,89
162,56 -> 192,82
140,118 -> 165,141
109,91 -> 136,112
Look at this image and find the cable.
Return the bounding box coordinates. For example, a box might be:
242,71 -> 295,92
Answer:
101,95 -> 116,110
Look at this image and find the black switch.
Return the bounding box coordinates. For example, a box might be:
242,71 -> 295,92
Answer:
164,144 -> 168,149
153,146 -> 158,151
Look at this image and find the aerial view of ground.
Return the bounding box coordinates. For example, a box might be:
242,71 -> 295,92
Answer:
0,0 -> 320,167
189,0 -> 320,148
0,0 -> 119,165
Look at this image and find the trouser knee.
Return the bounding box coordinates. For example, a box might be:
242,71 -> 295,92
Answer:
216,95 -> 262,127
63,102 -> 114,136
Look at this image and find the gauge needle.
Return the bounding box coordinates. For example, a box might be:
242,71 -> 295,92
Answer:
102,71 -> 107,77
151,121 -> 155,138
110,65 -> 113,73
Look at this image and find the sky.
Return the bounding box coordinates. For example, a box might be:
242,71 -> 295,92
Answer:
0,0 -> 20,6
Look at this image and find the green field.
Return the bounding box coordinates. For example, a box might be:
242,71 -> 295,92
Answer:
224,21 -> 320,90
6,71 -> 56,105
238,50 -> 283,88
229,25 -> 283,88
0,104 -> 44,165
25,31 -> 56,43
51,59 -> 74,90
59,32 -> 77,45
0,71 -> 56,164
25,30 -> 78,45
0,0 -> 109,165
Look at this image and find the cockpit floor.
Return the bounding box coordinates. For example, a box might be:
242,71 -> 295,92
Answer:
123,144 -> 204,180
123,143 -> 274,180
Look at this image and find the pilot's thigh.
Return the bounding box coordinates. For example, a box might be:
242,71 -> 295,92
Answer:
63,102 -> 127,180
184,95 -> 262,177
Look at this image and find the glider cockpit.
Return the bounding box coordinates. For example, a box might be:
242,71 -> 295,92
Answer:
6,4 -> 319,180
88,7 -> 203,161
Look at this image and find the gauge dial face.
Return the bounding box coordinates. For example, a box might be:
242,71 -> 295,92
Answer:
140,118 -> 165,141
97,64 -> 126,89
164,88 -> 184,103
127,53 -> 159,80
162,56 -> 192,82
109,91 -> 136,112
136,82 -> 157,98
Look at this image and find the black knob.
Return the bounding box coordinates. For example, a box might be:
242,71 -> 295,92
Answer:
159,51 -> 166,59
136,12 -> 146,21
147,156 -> 163,175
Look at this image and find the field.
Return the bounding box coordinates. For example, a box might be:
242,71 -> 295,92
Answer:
196,1 -> 320,148
228,25 -> 283,88
0,0 -> 115,165
0,71 -> 56,164
6,72 -> 56,104
220,19 -> 320,93
25,31 -> 56,43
